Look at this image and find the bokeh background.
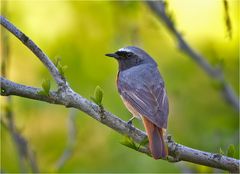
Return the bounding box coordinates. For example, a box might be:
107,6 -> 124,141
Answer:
1,0 -> 239,173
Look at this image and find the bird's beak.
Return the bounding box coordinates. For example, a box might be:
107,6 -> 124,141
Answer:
105,53 -> 119,59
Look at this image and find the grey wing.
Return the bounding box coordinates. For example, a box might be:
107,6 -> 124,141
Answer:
118,67 -> 169,128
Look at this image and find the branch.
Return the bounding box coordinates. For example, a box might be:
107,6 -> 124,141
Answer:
0,76 -> 145,143
146,1 -> 239,112
1,74 -> 239,173
0,16 -> 66,88
55,109 -> 78,170
2,116 -> 39,173
0,16 -> 239,173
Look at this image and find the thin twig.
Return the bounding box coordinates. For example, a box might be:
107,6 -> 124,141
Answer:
0,16 -> 239,173
55,109 -> 77,170
146,1 -> 239,112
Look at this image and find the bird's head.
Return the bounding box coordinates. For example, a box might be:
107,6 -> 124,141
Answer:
105,46 -> 157,71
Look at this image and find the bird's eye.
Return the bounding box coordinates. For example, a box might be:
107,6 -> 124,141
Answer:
126,53 -> 132,58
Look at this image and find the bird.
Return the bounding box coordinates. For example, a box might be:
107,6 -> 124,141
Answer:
105,46 -> 169,159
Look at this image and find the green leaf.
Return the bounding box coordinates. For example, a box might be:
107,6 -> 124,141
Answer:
90,96 -> 97,103
41,79 -> 50,95
219,147 -> 224,155
120,135 -> 138,151
91,86 -> 104,106
227,144 -> 235,158
53,57 -> 61,67
58,65 -> 68,76
94,86 -> 103,105
137,136 -> 149,150
1,88 -> 5,94
37,90 -> 48,96
53,57 -> 67,76
139,137 -> 149,146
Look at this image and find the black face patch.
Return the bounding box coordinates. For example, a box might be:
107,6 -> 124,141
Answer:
115,51 -> 134,59
115,51 -> 144,71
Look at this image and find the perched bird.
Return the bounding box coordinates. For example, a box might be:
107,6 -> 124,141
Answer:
106,46 -> 169,159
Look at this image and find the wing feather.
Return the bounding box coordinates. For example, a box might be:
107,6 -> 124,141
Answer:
118,65 -> 168,128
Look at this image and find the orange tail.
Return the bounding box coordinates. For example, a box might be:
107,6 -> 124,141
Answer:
142,117 -> 168,159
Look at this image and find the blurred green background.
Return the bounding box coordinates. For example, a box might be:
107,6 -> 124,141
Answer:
0,0 -> 239,173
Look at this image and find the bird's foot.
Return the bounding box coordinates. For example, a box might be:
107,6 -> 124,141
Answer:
127,116 -> 135,125
127,120 -> 133,125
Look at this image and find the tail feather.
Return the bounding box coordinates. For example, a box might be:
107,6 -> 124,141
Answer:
142,117 -> 168,159
158,128 -> 168,158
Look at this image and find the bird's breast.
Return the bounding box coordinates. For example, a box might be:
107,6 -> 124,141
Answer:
120,95 -> 142,120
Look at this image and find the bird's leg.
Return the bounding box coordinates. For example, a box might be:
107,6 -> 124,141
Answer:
127,116 -> 135,125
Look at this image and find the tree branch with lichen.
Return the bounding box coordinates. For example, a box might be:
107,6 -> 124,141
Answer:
0,16 -> 239,173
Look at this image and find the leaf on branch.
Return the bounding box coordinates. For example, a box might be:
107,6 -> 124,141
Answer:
120,135 -> 138,151
37,79 -> 51,96
226,144 -> 235,158
1,88 -> 5,94
219,147 -> 225,155
137,136 -> 149,150
58,65 -> 68,77
42,79 -> 50,94
53,57 -> 68,76
37,90 -> 48,96
53,57 -> 61,67
90,85 -> 103,106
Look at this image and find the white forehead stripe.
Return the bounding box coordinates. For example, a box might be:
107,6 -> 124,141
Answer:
118,47 -> 132,53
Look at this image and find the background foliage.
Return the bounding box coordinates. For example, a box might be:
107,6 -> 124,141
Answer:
1,0 -> 239,173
